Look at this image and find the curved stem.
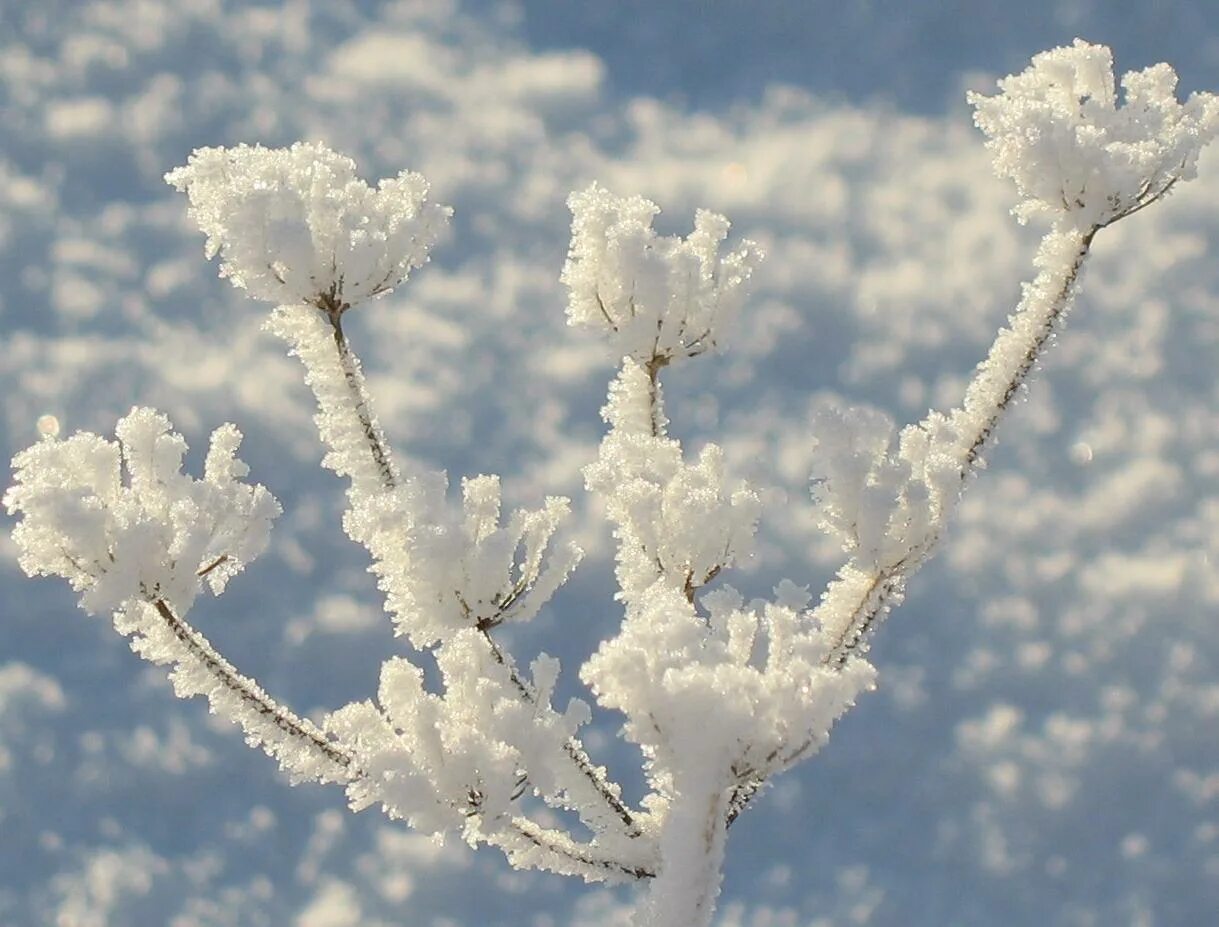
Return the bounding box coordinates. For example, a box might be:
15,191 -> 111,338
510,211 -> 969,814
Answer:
321,300 -> 398,491
480,630 -> 644,838
153,598 -> 652,880
498,815 -> 656,881
149,598 -> 356,781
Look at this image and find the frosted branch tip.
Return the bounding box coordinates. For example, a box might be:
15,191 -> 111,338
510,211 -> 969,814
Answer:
562,183 -> 763,365
165,142 -> 452,312
969,39 -> 1219,229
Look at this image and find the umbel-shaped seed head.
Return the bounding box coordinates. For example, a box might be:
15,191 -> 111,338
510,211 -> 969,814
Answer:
4,408 -> 279,616
562,183 -> 762,364
166,142 -> 451,311
969,39 -> 1219,229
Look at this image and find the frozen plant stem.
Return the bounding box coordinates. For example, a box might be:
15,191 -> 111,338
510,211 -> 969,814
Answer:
294,295 -> 648,850
7,43 -> 1219,927
322,296 -> 645,838
820,225 -> 1094,670
723,224 -> 1100,824
321,297 -> 398,492
151,597 -> 357,775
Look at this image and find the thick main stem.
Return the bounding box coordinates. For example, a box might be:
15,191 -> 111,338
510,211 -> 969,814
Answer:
639,774 -> 732,927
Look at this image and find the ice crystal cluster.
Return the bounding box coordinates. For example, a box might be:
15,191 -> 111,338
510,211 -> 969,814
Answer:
6,408 -> 278,617
164,142 -> 451,310
969,39 -> 1219,228
6,42 -> 1218,927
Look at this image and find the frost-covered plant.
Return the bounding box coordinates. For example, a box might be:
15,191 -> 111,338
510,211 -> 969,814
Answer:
6,42 -> 1218,927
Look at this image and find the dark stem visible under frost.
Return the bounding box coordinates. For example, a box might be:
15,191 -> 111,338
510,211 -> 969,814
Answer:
480,629 -> 644,838
155,598 -> 647,879
962,227 -> 1095,468
832,225 -> 1096,666
314,298 -> 643,842
318,294 -> 398,491
645,354 -> 669,438
728,225 -> 1100,827
152,598 -> 356,775
506,815 -> 655,880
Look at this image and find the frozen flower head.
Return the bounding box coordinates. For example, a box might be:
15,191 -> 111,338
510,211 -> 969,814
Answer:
970,40 -> 1219,229
166,143 -> 451,313
562,183 -> 761,365
4,408 -> 280,616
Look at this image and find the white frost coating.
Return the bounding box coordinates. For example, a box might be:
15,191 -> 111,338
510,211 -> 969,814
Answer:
813,44 -> 1219,668
949,226 -> 1093,465
970,39 -> 1219,228
3,412 -> 350,786
165,142 -> 450,308
583,578 -> 874,925
810,402 -> 962,569
267,288 -> 638,874
562,183 -> 762,363
585,360 -> 762,602
265,304 -> 401,496
8,42 -> 1219,925
583,353 -> 871,923
4,407 -> 279,616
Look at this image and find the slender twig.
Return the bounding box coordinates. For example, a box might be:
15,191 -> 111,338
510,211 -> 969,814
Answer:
479,629 -> 644,838
728,225 -> 1101,826
151,598 -> 356,774
831,225 -> 1096,663
595,290 -> 619,332
504,815 -> 655,880
645,353 -> 670,438
317,293 -> 398,491
157,597 -> 648,879
196,554 -> 229,578
963,227 -> 1095,467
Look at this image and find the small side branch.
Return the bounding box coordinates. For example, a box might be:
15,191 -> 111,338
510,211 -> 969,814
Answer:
962,226 -> 1095,468
152,600 -> 652,880
645,353 -> 670,438
480,629 -> 644,838
502,815 -> 655,880
821,567 -> 907,669
722,228 -> 1103,827
826,224 -> 1098,667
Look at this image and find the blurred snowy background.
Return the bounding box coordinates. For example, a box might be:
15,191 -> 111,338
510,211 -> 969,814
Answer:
3,1 -> 1219,924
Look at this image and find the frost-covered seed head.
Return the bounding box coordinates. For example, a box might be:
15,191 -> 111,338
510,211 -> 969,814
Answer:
166,142 -> 451,310
969,39 -> 1219,228
562,183 -> 762,364
4,408 -> 279,616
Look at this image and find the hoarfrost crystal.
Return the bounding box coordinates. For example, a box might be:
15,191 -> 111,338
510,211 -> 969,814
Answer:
562,183 -> 762,363
969,39 -> 1219,228
165,142 -> 451,309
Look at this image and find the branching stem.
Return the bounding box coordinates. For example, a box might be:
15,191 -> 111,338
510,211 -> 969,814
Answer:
318,306 -> 642,841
